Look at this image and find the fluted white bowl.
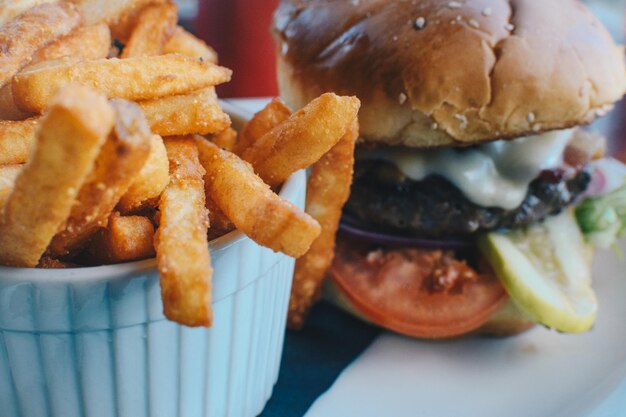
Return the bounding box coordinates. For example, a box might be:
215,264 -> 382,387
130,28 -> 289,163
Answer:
0,105 -> 304,417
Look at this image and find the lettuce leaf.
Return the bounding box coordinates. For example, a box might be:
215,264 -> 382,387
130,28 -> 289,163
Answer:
576,184 -> 626,249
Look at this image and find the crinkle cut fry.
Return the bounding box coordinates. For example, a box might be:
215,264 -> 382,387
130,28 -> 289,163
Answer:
288,116 -> 359,329
156,137 -> 213,327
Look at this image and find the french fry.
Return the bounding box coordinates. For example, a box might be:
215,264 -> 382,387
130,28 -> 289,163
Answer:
156,137 -> 212,327
37,256 -> 78,269
138,87 -> 231,137
235,98 -> 291,155
86,212 -> 156,264
0,17 -> 106,120
0,2 -> 81,88
47,99 -> 151,257
242,93 -> 360,187
0,84 -> 34,120
118,134 -> 169,214
0,118 -> 38,164
196,138 -> 321,258
107,0 -> 169,42
205,194 -> 235,240
163,26 -> 218,64
72,0 -> 166,32
288,117 -> 359,329
209,127 -> 237,152
0,84 -> 113,267
121,2 -> 178,58
30,23 -> 112,66
12,54 -> 233,113
0,0 -> 56,26
0,165 -> 23,213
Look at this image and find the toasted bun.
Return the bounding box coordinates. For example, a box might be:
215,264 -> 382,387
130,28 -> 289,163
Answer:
273,0 -> 626,147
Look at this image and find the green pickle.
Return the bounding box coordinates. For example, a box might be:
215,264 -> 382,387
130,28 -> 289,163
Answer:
479,210 -> 597,333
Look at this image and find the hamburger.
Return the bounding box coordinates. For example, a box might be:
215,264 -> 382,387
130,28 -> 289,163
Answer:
272,0 -> 626,337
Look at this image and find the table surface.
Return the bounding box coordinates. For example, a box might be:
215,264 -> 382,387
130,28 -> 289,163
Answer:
225,98 -> 626,417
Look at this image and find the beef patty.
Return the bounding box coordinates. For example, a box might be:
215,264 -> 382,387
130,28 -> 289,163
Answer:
344,160 -> 591,237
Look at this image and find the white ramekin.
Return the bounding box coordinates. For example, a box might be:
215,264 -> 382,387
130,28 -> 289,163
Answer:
0,103 -> 303,417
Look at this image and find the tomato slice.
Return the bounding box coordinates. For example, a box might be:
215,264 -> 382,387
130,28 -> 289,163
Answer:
328,237 -> 508,339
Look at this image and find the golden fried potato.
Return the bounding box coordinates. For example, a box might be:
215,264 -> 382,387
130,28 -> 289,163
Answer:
157,137 -> 212,327
0,24 -> 112,121
12,54 -> 232,113
73,0 -> 165,33
118,134 -> 169,214
30,23 -> 112,66
289,117 -> 359,329
0,2 -> 81,88
209,127 -> 237,152
138,87 -> 231,137
242,93 -> 360,187
0,164 -> 23,213
196,138 -> 321,258
48,99 -> 151,257
163,26 -> 218,64
86,212 -> 156,264
117,134 -> 169,214
0,117 -> 38,164
0,84 -> 34,120
37,256 -> 78,269
235,97 -> 291,155
0,0 -> 56,26
107,0 -> 169,42
121,2 -> 178,58
0,84 -> 113,267
205,192 -> 235,240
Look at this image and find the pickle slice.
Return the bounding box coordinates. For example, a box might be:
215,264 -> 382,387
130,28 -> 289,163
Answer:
479,210 -> 597,333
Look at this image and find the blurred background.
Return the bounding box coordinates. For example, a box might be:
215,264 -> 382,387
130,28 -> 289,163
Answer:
175,0 -> 625,160
176,0 -> 279,98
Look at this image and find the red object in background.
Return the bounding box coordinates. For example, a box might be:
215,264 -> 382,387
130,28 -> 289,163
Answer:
196,0 -> 279,98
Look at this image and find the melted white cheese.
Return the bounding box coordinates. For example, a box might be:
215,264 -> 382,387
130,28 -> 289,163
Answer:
361,129 -> 575,210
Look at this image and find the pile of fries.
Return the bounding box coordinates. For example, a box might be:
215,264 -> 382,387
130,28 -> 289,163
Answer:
0,0 -> 360,327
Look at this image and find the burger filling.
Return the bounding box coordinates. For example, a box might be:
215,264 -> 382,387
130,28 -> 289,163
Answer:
347,128 -> 601,237
330,128 -> 614,337
346,161 -> 591,237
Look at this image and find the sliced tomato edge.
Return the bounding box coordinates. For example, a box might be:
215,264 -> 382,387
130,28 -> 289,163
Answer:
328,261 -> 509,340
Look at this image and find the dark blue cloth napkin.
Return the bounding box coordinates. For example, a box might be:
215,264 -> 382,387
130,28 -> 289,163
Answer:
259,302 -> 381,417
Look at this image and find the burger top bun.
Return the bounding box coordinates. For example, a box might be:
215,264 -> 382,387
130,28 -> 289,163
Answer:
273,0 -> 626,147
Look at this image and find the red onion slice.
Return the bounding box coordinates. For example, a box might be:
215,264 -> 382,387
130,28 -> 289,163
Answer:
339,216 -> 474,250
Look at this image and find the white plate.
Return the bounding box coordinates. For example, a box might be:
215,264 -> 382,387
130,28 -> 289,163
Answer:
305,239 -> 626,417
